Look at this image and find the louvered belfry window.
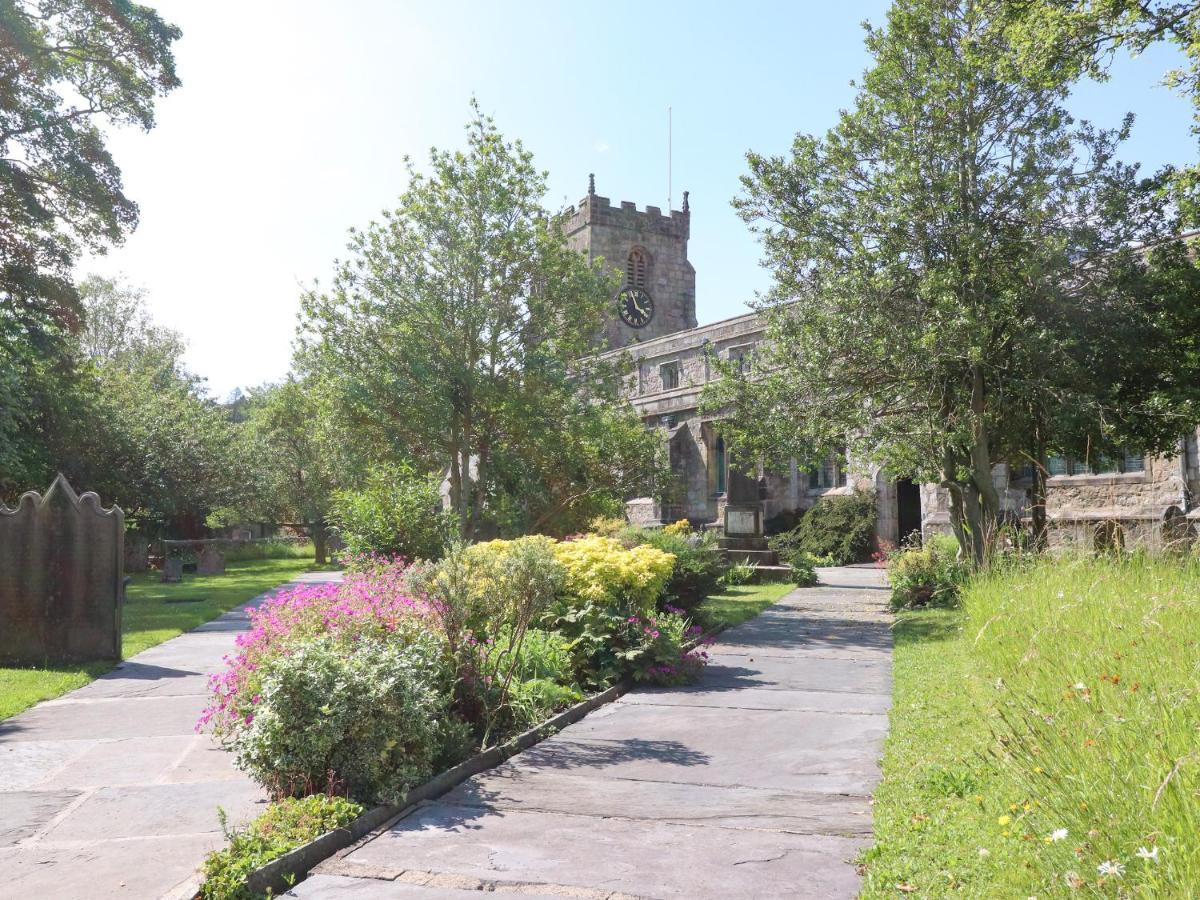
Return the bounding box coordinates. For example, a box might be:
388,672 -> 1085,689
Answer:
626,248 -> 648,288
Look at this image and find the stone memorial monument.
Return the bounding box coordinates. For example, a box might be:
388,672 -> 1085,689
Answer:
0,474 -> 124,664
197,543 -> 226,575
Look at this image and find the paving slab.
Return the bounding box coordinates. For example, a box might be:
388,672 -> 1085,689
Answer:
672,650 -> 892,695
0,833 -> 226,900
306,566 -> 892,900
516,702 -> 887,789
442,766 -> 874,836
0,571 -> 341,900
0,739 -> 96,790
0,692 -> 218,742
621,684 -> 891,714
41,780 -> 266,841
290,873 -> 591,899
1,789 -> 82,846
343,802 -> 866,899
36,735 -> 196,788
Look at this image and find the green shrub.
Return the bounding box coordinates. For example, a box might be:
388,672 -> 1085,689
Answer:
225,631 -> 457,803
223,540 -> 315,562
770,491 -> 877,566
507,627 -> 584,727
764,509 -> 802,535
406,537 -> 569,744
330,465 -> 453,561
887,533 -> 966,610
789,553 -> 819,587
507,677 -> 584,732
200,794 -> 362,900
723,560 -> 756,586
620,526 -> 726,612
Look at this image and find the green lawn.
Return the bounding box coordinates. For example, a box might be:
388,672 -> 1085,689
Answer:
0,557 -> 318,720
861,556 -> 1200,896
697,580 -> 795,632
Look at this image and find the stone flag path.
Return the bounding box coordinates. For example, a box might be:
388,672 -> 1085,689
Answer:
0,571 -> 342,900
294,565 -> 892,900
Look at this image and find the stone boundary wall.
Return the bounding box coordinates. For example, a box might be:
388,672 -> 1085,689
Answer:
0,474 -> 124,663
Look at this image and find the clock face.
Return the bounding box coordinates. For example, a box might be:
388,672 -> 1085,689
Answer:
618,287 -> 654,329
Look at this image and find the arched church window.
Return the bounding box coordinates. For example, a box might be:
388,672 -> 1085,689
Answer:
626,247 -> 648,289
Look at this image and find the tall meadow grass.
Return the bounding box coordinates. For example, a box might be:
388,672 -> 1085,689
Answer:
964,554 -> 1200,893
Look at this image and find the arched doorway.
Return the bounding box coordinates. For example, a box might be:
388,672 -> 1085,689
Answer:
896,478 -> 922,546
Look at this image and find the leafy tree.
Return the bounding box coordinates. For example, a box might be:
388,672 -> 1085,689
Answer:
221,378 -> 343,564
0,298 -> 78,497
487,397 -> 667,538
299,102 -> 656,539
66,277 -> 243,532
1,1 -> 179,499
1,0 -> 180,323
329,464 -> 452,562
705,0 -> 1200,562
1001,1 -> 1200,221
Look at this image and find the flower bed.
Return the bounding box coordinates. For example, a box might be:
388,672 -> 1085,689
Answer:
200,533 -> 712,808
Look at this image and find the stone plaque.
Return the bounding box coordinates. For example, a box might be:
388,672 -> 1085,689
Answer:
725,508 -> 760,536
0,475 -> 124,664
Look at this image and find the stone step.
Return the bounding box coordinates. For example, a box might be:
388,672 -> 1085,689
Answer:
724,548 -> 780,566
718,536 -> 770,552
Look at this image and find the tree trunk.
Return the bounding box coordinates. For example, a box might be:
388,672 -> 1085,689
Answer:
966,366 -> 999,564
1030,421 -> 1048,552
312,520 -> 329,567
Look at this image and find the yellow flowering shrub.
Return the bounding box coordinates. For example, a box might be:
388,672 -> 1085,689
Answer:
552,535 -> 675,612
465,535 -> 557,569
662,519 -> 692,536
459,536 -> 563,610
587,515 -> 627,538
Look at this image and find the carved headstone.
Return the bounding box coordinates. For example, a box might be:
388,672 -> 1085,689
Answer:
162,557 -> 184,583
0,475 -> 124,664
197,544 -> 226,575
124,533 -> 150,573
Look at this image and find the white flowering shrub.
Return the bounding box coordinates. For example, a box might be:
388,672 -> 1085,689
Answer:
224,631 -> 458,803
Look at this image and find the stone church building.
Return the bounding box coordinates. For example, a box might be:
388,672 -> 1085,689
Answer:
567,178 -> 1200,550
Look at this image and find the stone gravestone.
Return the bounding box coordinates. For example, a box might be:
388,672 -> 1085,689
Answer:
0,474 -> 124,664
124,533 -> 150,573
161,555 -> 184,583
197,544 -> 226,575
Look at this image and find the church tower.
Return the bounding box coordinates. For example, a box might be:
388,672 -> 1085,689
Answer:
562,174 -> 697,349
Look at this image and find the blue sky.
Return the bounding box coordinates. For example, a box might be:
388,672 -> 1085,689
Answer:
87,1 -> 1195,397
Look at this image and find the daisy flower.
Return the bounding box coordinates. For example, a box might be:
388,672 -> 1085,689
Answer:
1136,846 -> 1159,862
1097,860 -> 1125,878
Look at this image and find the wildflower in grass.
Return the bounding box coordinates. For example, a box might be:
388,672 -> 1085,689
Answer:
1063,871 -> 1083,889
1097,860 -> 1125,878
1136,846 -> 1159,862
1073,682 -> 1086,690
997,815 -> 1011,826
1046,828 -> 1068,843
978,848 -> 989,857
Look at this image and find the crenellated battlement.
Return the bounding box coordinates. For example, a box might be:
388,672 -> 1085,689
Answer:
562,176 -> 690,242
